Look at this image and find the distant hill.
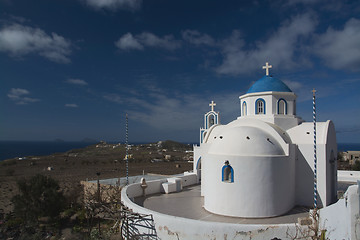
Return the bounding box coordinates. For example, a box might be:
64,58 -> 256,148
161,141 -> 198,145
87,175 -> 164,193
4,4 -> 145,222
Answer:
159,140 -> 191,151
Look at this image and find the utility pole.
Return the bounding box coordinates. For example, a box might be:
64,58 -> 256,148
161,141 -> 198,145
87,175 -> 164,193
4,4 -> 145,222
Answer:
312,88 -> 317,209
126,113 -> 129,185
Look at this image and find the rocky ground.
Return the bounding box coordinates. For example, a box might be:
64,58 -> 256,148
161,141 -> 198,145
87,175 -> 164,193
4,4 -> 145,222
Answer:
0,140 -> 193,215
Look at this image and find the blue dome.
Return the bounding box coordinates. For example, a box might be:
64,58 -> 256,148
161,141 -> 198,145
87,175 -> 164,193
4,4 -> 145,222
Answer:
247,76 -> 292,94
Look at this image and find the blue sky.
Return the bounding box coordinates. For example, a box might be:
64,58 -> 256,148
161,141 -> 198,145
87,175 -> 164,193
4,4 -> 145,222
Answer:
0,0 -> 359,143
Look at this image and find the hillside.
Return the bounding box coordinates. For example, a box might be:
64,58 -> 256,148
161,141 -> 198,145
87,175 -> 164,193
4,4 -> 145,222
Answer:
0,141 -> 193,215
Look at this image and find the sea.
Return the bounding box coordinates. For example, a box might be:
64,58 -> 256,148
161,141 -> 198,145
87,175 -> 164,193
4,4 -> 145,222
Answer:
0,141 -> 98,161
0,141 -> 359,162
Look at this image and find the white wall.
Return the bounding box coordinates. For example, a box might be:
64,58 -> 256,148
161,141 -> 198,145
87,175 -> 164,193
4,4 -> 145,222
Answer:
338,170 -> 360,182
319,184 -> 360,240
289,121 -> 337,207
121,178 -> 306,240
121,172 -> 359,240
202,153 -> 295,218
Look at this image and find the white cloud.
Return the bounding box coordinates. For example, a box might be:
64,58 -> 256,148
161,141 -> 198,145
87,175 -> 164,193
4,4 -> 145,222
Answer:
115,32 -> 181,51
216,13 -> 316,75
0,23 -> 72,63
115,33 -> 144,50
283,80 -> 313,102
182,30 -> 216,46
104,83 -> 240,134
7,88 -> 40,105
103,94 -> 123,104
126,92 -> 240,133
138,32 -> 181,50
313,18 -> 360,71
83,0 -> 142,11
66,78 -> 88,86
65,103 -> 79,108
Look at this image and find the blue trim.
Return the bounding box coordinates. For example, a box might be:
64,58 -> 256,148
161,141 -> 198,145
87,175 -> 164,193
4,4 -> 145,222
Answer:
205,112 -> 218,129
255,98 -> 266,114
221,165 -> 234,183
277,98 -> 287,114
242,101 -> 247,116
196,157 -> 201,170
200,129 -> 204,143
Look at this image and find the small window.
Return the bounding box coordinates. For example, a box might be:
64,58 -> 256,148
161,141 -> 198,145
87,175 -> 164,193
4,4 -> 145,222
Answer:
255,99 -> 266,114
277,99 -> 287,115
222,161 -> 234,183
242,101 -> 247,116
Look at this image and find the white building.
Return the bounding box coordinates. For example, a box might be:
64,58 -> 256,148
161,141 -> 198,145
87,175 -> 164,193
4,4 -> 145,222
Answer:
194,62 -> 338,218
119,62 -> 359,239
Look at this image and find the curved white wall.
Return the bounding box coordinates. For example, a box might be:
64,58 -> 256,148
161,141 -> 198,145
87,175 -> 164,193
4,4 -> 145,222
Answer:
120,172 -> 358,239
121,176 -> 302,240
202,153 -> 295,218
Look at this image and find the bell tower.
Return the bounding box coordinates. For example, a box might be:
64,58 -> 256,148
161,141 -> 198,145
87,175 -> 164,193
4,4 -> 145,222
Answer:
200,101 -> 220,143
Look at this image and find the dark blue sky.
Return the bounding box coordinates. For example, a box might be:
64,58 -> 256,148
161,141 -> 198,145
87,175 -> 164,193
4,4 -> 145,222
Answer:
1,0 -> 359,143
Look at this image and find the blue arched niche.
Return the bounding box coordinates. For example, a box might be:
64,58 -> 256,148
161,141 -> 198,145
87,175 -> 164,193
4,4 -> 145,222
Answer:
222,161 -> 234,183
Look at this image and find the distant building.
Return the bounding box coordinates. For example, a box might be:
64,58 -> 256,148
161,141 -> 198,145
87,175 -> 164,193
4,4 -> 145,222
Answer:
344,151 -> 360,165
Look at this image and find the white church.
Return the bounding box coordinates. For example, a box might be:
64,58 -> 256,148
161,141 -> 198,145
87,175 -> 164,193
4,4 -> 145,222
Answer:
118,62 -> 359,239
194,62 -> 338,218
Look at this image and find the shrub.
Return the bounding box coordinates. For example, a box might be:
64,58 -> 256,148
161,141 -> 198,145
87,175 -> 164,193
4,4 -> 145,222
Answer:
352,161 -> 360,171
11,174 -> 66,223
5,169 -> 15,176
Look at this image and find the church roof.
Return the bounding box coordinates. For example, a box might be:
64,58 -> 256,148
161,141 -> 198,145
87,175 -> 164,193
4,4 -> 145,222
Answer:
208,125 -> 286,156
247,75 -> 292,94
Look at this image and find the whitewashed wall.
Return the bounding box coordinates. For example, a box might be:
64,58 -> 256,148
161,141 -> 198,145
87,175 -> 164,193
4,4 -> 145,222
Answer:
121,172 -> 359,239
121,177 -> 304,240
202,154 -> 295,218
319,184 -> 360,240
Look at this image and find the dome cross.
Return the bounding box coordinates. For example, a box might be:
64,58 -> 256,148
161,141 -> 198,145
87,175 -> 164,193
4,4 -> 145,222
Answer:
262,62 -> 272,76
209,100 -> 216,111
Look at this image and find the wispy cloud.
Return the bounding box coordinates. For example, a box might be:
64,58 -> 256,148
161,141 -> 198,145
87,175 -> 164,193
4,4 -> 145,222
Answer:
82,0 -> 142,11
103,93 -> 123,104
115,32 -> 181,51
313,18 -> 360,71
181,15 -> 360,75
103,83 -> 240,133
216,13 -> 316,75
7,88 -> 40,105
182,30 -> 216,46
0,23 -> 72,63
66,78 -> 88,86
65,103 -> 79,108
283,79 -> 314,102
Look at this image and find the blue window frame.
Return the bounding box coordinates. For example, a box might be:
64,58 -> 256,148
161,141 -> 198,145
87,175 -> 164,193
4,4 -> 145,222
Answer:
255,98 -> 266,114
